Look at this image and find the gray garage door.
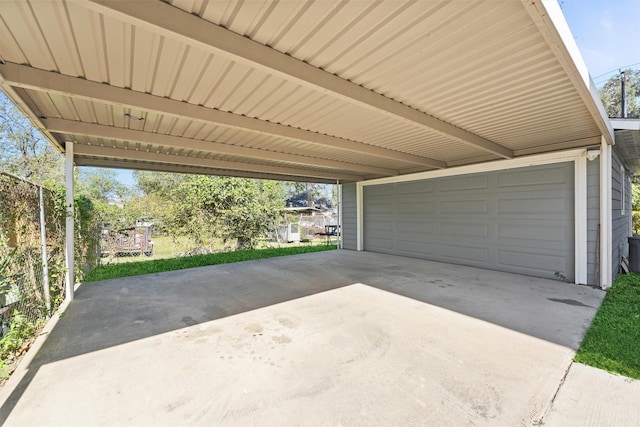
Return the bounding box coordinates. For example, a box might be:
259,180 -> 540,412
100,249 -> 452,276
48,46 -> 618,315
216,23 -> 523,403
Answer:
363,162 -> 574,281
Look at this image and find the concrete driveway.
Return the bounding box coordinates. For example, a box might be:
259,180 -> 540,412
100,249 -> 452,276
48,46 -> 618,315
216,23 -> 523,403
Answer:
0,250 -> 604,426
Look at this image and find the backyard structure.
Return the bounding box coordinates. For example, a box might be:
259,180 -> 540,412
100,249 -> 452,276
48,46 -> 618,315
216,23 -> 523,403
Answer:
0,0 -> 637,292
279,207 -> 338,243
100,223 -> 154,258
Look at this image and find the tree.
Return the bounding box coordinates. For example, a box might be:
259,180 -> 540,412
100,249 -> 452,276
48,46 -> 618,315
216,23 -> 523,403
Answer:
135,170 -> 186,196
136,172 -> 285,250
76,168 -> 129,202
74,168 -> 134,229
0,92 -> 64,183
284,182 -> 335,208
599,69 -> 640,118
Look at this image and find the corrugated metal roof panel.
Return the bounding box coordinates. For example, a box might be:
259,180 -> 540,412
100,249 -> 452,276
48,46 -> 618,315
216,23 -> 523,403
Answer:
0,0 -> 613,182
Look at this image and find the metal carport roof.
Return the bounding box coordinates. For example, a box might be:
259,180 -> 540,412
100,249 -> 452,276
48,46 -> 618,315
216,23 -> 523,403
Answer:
0,0 -> 613,183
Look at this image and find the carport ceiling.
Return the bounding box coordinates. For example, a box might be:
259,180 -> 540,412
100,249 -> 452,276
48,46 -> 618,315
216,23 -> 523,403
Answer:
0,0 -> 613,183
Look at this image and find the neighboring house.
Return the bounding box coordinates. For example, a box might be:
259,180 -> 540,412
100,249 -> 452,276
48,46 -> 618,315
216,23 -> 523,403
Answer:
0,0 -> 636,296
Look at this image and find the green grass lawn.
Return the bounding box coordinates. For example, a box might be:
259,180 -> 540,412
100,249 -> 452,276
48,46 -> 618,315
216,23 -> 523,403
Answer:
575,273 -> 640,380
85,244 -> 338,282
101,235 -> 333,264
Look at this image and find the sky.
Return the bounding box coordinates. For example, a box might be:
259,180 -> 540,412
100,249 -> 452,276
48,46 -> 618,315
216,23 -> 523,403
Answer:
109,0 -> 640,187
561,0 -> 640,86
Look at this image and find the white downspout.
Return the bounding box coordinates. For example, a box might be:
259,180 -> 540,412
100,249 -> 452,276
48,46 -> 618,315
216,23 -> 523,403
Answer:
600,138 -> 612,289
65,142 -> 75,302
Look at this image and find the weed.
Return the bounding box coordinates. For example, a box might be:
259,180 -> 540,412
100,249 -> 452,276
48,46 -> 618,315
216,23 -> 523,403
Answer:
554,272 -> 568,282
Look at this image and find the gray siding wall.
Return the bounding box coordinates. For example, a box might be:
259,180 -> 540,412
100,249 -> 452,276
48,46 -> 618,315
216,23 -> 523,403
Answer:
586,160 -> 599,286
341,183 -> 357,250
612,148 -> 632,281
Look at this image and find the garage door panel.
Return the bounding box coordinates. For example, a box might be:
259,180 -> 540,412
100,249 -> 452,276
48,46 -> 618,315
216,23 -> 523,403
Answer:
441,222 -> 488,238
365,184 -> 395,197
365,219 -> 393,233
440,200 -> 489,214
366,237 -> 394,251
498,223 -> 569,244
497,249 -> 570,274
497,198 -> 570,215
363,162 -> 575,281
440,175 -> 489,192
441,244 -> 490,263
365,200 -> 394,214
497,165 -> 570,188
396,221 -> 434,234
396,201 -> 434,214
397,181 -> 433,195
397,240 -> 434,255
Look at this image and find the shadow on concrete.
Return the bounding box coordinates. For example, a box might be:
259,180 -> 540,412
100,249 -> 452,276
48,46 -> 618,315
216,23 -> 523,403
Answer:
0,250 -> 604,422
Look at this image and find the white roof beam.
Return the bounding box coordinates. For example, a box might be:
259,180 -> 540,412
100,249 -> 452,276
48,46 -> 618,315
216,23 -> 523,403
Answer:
43,118 -> 397,177
0,62 -> 445,169
72,144 -> 364,182
75,158 -> 338,184
84,0 -> 513,159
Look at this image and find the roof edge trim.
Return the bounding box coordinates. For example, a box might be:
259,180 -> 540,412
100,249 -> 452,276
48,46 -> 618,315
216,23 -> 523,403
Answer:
523,0 -> 614,144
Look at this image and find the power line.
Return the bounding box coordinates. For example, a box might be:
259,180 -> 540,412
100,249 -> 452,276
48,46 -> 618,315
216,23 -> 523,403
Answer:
591,64 -> 640,89
593,63 -> 640,81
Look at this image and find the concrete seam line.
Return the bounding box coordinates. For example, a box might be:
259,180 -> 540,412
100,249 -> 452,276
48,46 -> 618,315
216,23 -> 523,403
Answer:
538,357 -> 576,425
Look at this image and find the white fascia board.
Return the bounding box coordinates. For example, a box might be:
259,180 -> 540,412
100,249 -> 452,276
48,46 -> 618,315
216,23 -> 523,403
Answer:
360,149 -> 585,187
537,0 -> 614,144
610,119 -> 640,131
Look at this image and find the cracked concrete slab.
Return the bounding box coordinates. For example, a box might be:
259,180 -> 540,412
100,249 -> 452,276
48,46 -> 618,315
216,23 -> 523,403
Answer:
545,363 -> 640,426
0,251 -> 605,426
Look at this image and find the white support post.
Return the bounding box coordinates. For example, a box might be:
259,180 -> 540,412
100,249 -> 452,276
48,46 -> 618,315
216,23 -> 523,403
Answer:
356,182 -> 364,251
65,142 -> 75,302
600,138 -> 612,289
38,186 -> 51,313
337,180 -> 342,249
575,153 -> 588,285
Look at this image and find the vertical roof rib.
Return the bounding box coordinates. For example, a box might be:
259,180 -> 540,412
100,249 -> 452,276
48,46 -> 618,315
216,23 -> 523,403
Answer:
84,0 -> 514,159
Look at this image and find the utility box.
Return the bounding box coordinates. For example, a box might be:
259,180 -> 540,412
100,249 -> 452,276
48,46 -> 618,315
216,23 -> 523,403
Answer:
628,236 -> 640,272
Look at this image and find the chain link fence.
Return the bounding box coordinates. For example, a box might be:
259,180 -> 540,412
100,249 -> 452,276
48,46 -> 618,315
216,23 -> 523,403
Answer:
0,173 -> 66,328
0,173 -> 99,376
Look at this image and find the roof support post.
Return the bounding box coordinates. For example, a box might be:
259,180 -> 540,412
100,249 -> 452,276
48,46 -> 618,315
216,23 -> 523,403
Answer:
337,180 -> 342,250
356,182 -> 364,251
600,137 -> 612,289
65,142 -> 75,302
575,152 -> 588,285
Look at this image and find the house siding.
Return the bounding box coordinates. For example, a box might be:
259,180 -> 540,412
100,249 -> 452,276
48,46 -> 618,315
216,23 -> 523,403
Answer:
341,183 -> 357,250
587,159 -> 600,286
612,148 -> 632,281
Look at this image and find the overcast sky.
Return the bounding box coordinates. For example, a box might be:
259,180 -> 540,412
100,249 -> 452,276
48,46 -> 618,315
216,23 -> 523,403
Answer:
561,0 -> 640,86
